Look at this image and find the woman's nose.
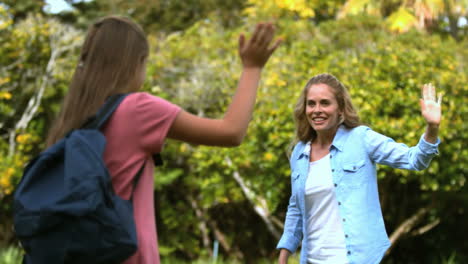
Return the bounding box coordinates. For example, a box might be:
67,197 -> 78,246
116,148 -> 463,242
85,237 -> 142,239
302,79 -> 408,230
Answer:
314,104 -> 322,113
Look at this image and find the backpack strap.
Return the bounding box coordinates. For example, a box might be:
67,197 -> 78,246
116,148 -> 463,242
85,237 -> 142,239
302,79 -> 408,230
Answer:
83,94 -> 164,167
82,94 -> 128,130
85,94 -> 163,200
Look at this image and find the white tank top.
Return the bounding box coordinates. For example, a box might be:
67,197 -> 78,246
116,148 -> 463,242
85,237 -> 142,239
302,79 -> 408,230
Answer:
305,154 -> 349,264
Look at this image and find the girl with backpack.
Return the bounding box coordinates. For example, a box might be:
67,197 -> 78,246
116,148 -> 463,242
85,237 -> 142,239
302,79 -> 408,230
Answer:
46,16 -> 281,263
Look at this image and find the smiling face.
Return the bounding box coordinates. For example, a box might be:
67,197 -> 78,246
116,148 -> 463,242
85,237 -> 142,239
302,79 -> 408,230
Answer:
305,83 -> 343,135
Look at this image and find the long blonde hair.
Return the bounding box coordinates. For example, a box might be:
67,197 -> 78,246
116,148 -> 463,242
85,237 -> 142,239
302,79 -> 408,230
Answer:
293,73 -> 362,144
46,16 -> 149,146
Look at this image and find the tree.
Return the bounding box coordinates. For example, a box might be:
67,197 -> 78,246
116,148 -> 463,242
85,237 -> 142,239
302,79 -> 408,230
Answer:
243,0 -> 347,22
1,0 -> 46,22
55,0 -> 246,33
338,0 -> 468,39
0,7 -> 82,248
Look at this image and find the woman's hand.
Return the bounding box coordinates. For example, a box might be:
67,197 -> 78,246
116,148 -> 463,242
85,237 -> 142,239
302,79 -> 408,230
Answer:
420,83 -> 442,143
420,83 -> 442,126
278,249 -> 291,264
238,22 -> 282,69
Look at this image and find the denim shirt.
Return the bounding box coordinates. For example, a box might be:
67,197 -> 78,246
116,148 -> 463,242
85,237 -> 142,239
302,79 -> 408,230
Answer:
277,125 -> 440,264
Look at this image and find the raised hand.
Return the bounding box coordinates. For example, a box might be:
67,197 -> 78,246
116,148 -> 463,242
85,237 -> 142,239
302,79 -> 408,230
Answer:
420,83 -> 442,126
238,22 -> 282,69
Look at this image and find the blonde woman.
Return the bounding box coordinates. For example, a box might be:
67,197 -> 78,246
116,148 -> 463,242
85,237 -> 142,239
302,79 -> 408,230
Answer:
277,73 -> 441,264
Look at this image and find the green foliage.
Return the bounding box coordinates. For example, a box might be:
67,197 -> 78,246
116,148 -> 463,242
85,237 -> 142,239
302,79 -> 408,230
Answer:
0,3 -> 466,263
0,11 -> 81,198
0,8 -> 82,247
1,0 -> 46,22
0,247 -> 22,264
56,0 -> 245,33
160,254 -> 300,263
337,0 -> 468,40
243,0 -> 346,22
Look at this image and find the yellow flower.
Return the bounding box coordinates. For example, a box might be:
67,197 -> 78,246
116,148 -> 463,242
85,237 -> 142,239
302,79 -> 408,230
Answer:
5,187 -> 13,195
16,133 -> 31,144
263,152 -> 274,161
0,91 -> 12,100
0,176 -> 10,188
6,167 -> 14,176
180,143 -> 188,153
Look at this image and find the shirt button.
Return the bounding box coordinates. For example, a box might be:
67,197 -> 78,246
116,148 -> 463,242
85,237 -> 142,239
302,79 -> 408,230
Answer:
342,218 -> 346,222
331,169 -> 335,172
334,183 -> 337,187
338,202 -> 341,206
330,155 -> 332,158
345,234 -> 348,238
347,251 -> 351,255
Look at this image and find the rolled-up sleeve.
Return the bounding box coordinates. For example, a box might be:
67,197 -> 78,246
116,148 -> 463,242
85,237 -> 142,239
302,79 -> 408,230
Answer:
364,127 -> 441,171
276,191 -> 302,253
277,143 -> 305,253
417,134 -> 440,155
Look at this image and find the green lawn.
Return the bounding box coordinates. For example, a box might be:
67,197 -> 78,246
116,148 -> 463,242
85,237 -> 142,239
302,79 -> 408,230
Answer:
1,246 -> 301,264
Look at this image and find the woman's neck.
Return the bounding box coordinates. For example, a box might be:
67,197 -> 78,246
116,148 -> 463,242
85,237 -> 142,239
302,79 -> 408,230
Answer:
310,128 -> 337,161
313,128 -> 337,148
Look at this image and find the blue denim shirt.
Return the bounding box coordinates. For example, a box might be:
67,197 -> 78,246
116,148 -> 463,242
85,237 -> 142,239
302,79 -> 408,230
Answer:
277,125 -> 440,264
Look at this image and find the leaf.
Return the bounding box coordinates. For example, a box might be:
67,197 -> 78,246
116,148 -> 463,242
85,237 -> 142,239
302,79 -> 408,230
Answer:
387,7 -> 418,33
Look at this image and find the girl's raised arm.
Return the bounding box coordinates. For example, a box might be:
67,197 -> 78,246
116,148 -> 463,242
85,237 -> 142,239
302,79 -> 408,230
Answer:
167,22 -> 281,146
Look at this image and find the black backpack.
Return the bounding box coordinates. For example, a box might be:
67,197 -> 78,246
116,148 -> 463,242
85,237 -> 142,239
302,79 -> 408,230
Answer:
13,94 -> 162,264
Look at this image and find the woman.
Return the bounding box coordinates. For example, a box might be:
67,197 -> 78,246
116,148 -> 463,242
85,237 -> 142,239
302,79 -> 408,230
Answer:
46,16 -> 281,263
277,73 -> 441,264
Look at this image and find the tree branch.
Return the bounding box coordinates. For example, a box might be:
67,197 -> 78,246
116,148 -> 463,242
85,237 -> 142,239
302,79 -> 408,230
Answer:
8,21 -> 80,157
225,156 -> 282,240
386,204 -> 435,256
187,193 -> 212,255
206,216 -> 244,259
410,218 -> 440,236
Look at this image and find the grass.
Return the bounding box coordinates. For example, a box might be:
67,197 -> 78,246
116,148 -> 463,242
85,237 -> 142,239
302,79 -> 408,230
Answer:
160,254 -> 301,264
0,246 -> 301,264
2,247 -> 461,264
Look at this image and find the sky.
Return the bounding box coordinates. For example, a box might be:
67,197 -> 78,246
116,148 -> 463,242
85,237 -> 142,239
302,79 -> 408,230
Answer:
43,0 -> 77,14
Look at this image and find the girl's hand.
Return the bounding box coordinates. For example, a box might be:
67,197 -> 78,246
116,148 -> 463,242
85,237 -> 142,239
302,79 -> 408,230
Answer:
238,22 -> 282,69
420,83 -> 442,127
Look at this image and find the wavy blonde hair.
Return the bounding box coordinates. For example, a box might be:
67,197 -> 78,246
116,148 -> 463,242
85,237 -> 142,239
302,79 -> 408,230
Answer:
46,16 -> 149,146
293,73 -> 362,144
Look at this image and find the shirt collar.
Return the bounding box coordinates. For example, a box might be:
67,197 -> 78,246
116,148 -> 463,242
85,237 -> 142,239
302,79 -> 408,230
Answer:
298,124 -> 348,160
300,141 -> 311,159
331,125 -> 348,152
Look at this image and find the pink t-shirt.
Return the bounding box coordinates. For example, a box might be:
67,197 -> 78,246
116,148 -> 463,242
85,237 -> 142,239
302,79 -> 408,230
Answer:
102,92 -> 181,264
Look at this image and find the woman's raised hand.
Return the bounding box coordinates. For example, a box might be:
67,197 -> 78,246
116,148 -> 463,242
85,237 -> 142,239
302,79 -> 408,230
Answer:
238,22 -> 282,69
420,83 -> 442,127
